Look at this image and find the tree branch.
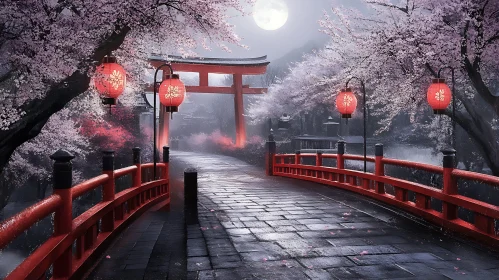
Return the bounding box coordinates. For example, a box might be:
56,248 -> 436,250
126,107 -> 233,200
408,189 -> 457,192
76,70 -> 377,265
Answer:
0,25 -> 131,175
366,0 -> 409,14
444,105 -> 499,175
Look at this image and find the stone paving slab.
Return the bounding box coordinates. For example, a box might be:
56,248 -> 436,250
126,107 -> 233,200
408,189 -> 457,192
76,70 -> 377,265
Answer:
86,160 -> 188,280
174,151 -> 499,280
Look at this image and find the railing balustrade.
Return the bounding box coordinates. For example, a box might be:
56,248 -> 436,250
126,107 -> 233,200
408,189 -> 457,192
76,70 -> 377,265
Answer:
0,146 -> 171,280
266,136 -> 499,248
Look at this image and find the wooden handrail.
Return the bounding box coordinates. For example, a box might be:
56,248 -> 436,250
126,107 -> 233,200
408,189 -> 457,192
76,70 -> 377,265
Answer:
270,147 -> 499,248
0,147 -> 172,280
72,174 -> 110,199
453,169 -> 499,186
0,194 -> 62,248
343,154 -> 376,162
114,165 -> 138,178
382,158 -> 443,174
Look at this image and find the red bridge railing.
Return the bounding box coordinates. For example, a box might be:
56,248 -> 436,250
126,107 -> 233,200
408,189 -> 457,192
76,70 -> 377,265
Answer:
265,139 -> 499,248
0,147 -> 171,280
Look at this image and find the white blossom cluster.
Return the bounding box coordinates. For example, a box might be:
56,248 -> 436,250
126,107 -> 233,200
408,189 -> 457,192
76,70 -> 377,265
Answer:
0,0 -> 251,128
250,0 -> 499,135
0,105 -> 25,131
0,0 -> 253,191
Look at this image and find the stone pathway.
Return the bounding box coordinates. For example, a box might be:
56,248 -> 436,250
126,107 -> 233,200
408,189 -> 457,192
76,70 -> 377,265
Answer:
175,152 -> 499,280
87,160 -> 187,280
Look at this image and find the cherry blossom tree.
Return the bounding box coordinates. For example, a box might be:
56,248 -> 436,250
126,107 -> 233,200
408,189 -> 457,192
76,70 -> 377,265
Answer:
0,108 -> 90,210
0,0 -> 251,175
250,0 -> 499,175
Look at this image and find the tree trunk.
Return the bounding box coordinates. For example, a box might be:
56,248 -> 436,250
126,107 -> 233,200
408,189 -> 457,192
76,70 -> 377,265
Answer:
0,171 -> 15,214
0,26 -> 130,177
449,105 -> 499,176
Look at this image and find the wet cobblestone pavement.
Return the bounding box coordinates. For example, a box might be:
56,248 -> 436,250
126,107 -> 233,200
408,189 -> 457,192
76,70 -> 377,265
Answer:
88,151 -> 499,279
177,152 -> 499,280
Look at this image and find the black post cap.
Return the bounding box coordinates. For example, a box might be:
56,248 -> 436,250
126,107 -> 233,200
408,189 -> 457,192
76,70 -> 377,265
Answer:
50,149 -> 75,162
442,148 -> 456,168
184,168 -> 198,187
50,149 -> 75,190
102,150 -> 115,171
337,140 -> 346,155
317,150 -> 323,155
163,146 -> 170,163
375,143 -> 384,156
295,150 -> 301,155
132,147 -> 141,164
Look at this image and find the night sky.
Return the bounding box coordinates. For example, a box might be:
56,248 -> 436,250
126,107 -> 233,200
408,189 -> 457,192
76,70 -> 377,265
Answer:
197,0 -> 366,60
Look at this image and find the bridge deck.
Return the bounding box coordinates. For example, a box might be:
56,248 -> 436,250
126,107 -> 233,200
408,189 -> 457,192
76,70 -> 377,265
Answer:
89,152 -> 499,280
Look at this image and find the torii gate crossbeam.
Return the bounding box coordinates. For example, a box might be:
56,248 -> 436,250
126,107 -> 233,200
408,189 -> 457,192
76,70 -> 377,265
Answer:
148,55 -> 270,148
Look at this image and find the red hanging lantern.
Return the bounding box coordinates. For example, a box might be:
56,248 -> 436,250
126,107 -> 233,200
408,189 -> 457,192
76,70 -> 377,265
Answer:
158,74 -> 186,113
336,88 -> 357,118
427,78 -> 452,114
94,56 -> 126,105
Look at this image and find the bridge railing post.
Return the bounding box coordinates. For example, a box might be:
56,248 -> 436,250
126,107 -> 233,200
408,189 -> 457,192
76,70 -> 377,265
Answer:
131,147 -> 141,210
316,151 -> 323,179
442,149 -> 458,220
163,146 -> 170,205
337,141 -> 345,183
374,144 -> 386,194
265,133 -> 276,176
102,150 -> 116,232
295,151 -> 301,175
50,149 -> 75,278
184,168 -> 198,225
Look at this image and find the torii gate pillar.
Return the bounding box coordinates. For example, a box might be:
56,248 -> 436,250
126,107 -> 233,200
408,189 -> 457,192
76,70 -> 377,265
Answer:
148,55 -> 269,148
233,74 -> 245,148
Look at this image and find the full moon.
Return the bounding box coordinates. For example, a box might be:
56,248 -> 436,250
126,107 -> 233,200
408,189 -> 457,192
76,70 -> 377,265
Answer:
253,0 -> 288,31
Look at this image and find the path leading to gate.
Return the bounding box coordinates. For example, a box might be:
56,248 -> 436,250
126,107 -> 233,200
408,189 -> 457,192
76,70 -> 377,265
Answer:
89,151 -> 499,280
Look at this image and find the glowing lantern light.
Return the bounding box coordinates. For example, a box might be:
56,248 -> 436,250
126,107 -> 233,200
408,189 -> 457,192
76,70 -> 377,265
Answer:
158,74 -> 186,113
336,88 -> 357,118
427,78 -> 452,114
94,56 -> 126,105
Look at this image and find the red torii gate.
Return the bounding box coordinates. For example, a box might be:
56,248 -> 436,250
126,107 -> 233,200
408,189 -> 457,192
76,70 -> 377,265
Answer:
148,55 -> 270,148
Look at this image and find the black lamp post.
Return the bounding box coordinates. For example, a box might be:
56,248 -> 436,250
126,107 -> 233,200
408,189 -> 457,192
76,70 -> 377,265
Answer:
152,63 -> 174,179
437,66 -> 456,151
345,77 -> 367,173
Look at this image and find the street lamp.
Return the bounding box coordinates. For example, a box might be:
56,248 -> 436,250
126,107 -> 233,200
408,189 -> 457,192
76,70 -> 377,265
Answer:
337,77 -> 367,173
152,63 -> 186,179
427,67 -> 455,150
